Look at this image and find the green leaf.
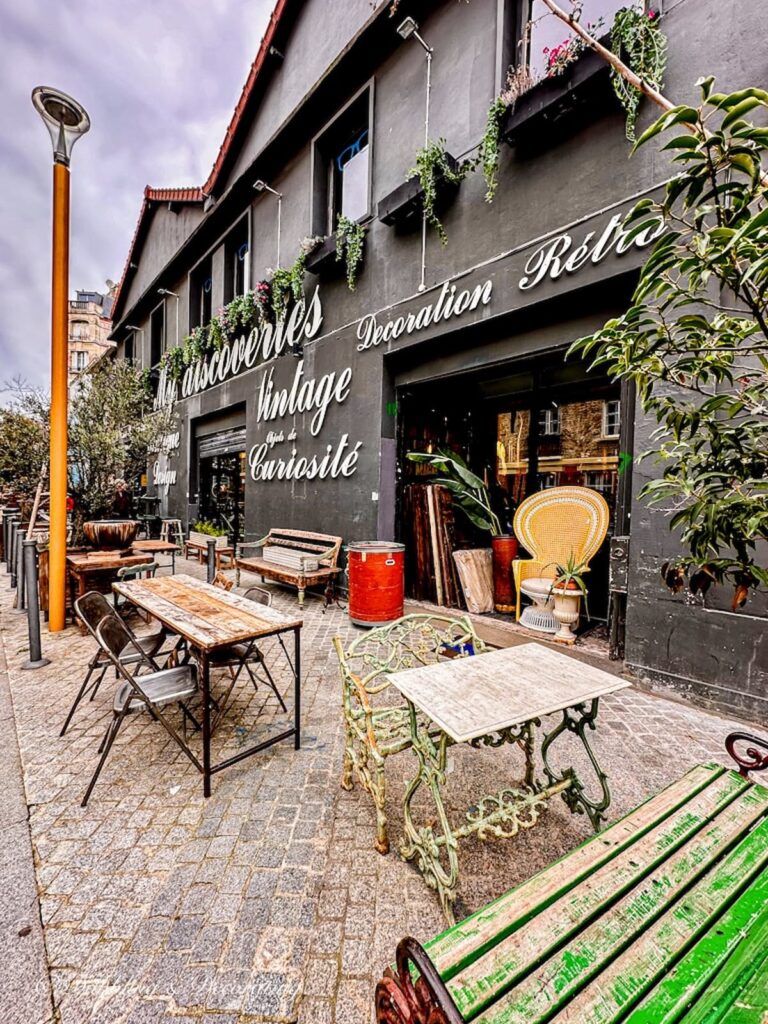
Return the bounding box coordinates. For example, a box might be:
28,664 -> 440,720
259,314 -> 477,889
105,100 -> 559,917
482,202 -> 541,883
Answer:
721,97 -> 764,129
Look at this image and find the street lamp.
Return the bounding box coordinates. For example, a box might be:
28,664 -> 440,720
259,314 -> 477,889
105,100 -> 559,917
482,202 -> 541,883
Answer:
396,18 -> 433,291
32,86 -> 90,633
253,180 -> 283,269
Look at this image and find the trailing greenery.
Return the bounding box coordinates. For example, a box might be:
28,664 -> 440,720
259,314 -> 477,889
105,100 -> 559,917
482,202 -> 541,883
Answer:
270,245 -> 312,321
407,448 -> 502,535
571,79 -> 768,608
611,6 -> 667,141
335,215 -> 366,290
408,138 -> 474,245
479,96 -> 508,203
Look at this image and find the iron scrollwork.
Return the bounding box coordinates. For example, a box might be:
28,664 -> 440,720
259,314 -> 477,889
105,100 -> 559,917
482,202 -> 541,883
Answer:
726,732 -> 768,777
375,936 -> 462,1024
540,697 -> 612,832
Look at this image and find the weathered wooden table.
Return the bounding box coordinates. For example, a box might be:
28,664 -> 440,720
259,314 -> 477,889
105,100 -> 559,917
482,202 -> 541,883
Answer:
67,551 -> 150,633
112,573 -> 303,796
131,539 -> 179,573
387,642 -> 631,922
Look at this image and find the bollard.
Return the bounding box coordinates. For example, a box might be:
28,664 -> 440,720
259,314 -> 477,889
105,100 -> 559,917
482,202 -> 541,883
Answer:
9,521 -> 19,588
16,529 -> 27,610
4,512 -> 19,570
21,540 -> 50,670
206,539 -> 217,584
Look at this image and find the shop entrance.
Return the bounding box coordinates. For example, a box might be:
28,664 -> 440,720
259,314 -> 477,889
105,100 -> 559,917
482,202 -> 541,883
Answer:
195,422 -> 247,546
396,351 -> 628,632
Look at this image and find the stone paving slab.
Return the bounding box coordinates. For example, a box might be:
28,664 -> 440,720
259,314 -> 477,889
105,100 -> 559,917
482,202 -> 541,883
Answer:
0,555 -> 763,1024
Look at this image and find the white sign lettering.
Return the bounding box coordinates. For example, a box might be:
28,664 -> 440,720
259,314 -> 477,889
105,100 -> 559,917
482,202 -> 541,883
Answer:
152,459 -> 177,495
256,360 -> 353,437
357,278 -> 493,353
518,213 -> 665,291
248,434 -> 362,482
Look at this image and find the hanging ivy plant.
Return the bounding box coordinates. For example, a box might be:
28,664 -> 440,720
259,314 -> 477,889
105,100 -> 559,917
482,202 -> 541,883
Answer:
479,96 -> 508,203
164,345 -> 187,383
610,6 -> 666,141
335,216 -> 365,290
408,138 -> 474,245
254,280 -> 272,324
207,314 -> 226,352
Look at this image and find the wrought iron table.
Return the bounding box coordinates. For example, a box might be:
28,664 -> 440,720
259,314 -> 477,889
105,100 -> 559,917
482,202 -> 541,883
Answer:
112,574 -> 302,797
387,642 -> 631,923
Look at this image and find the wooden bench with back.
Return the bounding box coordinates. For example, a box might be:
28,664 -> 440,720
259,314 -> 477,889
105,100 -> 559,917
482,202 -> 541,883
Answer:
235,528 -> 343,608
375,731 -> 768,1024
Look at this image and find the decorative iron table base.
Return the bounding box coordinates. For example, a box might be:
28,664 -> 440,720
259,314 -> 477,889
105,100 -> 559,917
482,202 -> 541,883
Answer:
399,698 -> 612,924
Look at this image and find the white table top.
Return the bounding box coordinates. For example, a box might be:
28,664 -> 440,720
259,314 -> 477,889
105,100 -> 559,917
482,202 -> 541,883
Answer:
386,642 -> 631,743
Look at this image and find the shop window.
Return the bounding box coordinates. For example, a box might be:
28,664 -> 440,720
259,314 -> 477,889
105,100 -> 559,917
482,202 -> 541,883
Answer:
538,406 -> 561,436
150,304 -> 165,368
602,398 -> 621,438
224,217 -> 250,303
312,89 -> 372,235
525,0 -> 627,79
189,255 -> 213,330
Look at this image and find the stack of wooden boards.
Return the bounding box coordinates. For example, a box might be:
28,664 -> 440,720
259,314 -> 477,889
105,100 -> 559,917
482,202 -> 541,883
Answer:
262,546 -> 320,572
401,484 -> 463,608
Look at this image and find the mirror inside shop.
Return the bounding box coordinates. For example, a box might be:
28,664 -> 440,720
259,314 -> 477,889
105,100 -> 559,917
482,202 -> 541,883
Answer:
397,356 -> 623,631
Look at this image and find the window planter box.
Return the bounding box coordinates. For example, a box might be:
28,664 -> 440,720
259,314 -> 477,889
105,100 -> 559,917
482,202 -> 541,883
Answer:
502,45 -> 617,146
377,154 -> 462,230
305,232 -> 366,281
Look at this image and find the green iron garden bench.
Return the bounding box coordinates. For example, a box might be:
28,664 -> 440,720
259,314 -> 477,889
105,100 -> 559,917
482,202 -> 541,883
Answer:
375,732 -> 768,1024
334,613 -> 486,854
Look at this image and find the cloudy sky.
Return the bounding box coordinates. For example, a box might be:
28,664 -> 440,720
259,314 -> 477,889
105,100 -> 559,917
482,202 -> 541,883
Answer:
0,0 -> 272,396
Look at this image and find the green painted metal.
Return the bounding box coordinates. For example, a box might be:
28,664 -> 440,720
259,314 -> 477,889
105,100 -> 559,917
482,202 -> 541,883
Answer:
445,771 -> 757,1019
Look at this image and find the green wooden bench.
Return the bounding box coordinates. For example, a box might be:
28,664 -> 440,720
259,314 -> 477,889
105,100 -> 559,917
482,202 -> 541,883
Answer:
375,732 -> 768,1024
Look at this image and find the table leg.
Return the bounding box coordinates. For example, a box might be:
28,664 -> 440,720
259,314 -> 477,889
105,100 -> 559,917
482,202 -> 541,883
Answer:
399,703 -> 460,925
294,627 -> 301,750
171,550 -> 176,575
200,650 -> 211,797
540,697 -> 611,832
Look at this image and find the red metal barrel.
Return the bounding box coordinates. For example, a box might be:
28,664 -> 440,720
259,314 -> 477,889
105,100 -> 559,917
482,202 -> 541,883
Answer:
347,542 -> 405,627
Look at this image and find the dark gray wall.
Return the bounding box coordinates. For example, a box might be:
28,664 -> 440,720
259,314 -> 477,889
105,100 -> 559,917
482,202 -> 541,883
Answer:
121,0 -> 767,723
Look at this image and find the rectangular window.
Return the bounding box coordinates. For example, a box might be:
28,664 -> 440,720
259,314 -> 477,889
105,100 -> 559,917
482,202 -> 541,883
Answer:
71,351 -> 88,371
538,406 -> 561,436
124,333 -> 134,366
224,217 -> 250,304
602,399 -> 621,438
312,88 -> 372,235
190,255 -> 213,330
526,0 -> 627,79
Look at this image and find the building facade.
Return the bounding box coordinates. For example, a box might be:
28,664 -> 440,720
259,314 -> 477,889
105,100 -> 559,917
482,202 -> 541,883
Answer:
68,286 -> 116,393
110,0 -> 767,722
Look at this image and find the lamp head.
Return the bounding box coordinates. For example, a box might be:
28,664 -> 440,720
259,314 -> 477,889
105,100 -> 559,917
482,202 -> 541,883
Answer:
157,288 -> 178,297
253,180 -> 267,192
125,324 -> 143,333
31,86 -> 90,165
397,16 -> 418,39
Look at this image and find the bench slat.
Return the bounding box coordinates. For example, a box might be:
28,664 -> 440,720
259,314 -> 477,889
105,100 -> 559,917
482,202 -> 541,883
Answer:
447,769 -> 752,1018
427,764 -> 733,978
476,801 -> 768,1024
691,944 -> 768,1024
622,867 -> 768,1024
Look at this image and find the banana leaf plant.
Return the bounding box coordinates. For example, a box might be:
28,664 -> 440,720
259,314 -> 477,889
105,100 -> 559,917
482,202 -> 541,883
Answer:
407,448 -> 502,536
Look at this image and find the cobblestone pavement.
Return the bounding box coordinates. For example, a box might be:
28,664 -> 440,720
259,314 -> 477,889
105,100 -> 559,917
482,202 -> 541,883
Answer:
0,558 -> 761,1024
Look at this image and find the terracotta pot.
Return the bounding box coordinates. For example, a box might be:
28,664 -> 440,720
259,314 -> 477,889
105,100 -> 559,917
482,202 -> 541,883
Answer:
82,519 -> 140,551
491,534 -> 519,613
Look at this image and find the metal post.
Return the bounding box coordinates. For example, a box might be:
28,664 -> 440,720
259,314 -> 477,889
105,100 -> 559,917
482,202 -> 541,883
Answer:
9,521 -> 19,588
4,513 -> 19,570
22,541 -> 50,670
206,539 -> 216,584
16,531 -> 26,610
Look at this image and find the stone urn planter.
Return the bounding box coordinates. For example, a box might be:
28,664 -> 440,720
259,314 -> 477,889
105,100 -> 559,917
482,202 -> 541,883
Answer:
550,583 -> 584,644
82,519 -> 139,551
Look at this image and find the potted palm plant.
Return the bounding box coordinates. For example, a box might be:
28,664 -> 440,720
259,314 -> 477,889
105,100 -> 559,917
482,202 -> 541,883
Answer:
406,449 -> 518,612
547,553 -> 590,644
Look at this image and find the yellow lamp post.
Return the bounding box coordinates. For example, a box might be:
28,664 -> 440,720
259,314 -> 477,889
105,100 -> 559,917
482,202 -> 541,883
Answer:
32,87 -> 90,632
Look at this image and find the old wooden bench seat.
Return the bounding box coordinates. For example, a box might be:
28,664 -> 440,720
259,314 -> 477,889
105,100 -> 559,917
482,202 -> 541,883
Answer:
375,734 -> 768,1024
235,528 -> 342,608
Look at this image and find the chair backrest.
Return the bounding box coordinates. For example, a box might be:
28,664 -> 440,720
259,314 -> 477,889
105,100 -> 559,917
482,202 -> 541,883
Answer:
244,586 -> 271,607
513,486 -> 610,577
96,614 -> 140,664
117,561 -> 158,582
74,591 -> 116,639
336,613 -> 486,697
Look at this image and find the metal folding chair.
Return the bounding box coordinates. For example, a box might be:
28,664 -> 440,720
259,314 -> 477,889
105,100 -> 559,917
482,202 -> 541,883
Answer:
81,616 -> 202,807
61,591 -> 171,736
113,561 -> 159,620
